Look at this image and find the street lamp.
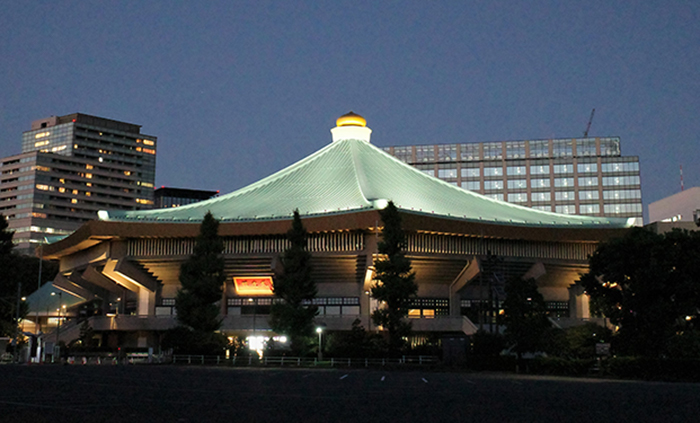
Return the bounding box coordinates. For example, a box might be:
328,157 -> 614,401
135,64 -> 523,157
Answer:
51,291 -> 63,362
364,290 -> 372,330
316,326 -> 324,361
13,282 -> 23,363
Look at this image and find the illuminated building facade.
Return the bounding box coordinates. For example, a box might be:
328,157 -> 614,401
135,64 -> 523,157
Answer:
154,187 -> 219,208
382,137 -> 643,226
40,113 -> 632,350
0,113 -> 157,253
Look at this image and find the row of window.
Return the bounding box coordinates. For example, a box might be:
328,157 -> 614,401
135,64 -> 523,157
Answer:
467,177 -> 640,192
437,164 -> 640,180
390,138 -> 622,162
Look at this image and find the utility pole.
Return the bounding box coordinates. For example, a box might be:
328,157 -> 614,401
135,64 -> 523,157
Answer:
14,282 -> 22,363
35,243 -> 43,363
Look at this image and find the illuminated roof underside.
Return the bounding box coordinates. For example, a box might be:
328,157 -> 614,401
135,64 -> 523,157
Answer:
100,137 -> 632,229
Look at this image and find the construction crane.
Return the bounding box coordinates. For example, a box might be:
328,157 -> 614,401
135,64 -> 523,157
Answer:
583,108 -> 595,137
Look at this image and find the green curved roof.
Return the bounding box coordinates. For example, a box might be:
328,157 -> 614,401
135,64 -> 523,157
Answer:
100,137 -> 632,229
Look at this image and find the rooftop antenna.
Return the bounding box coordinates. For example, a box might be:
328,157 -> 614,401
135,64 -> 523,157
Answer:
680,164 -> 684,191
583,108 -> 595,138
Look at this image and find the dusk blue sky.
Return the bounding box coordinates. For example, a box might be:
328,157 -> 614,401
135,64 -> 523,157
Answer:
1,1 -> 698,222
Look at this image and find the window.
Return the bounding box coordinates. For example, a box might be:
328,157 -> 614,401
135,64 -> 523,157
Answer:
578,177 -> 598,187
600,138 -> 621,156
438,167 -> 457,178
507,179 -> 526,189
577,139 -> 597,156
393,146 -> 412,162
460,144 -> 480,161
484,180 -> 503,190
508,193 -> 527,203
555,205 -> 576,214
601,162 -> 640,173
529,140 -> 549,158
416,145 -> 434,162
603,190 -> 642,200
555,191 -> 574,201
553,164 -> 573,174
604,204 -> 643,214
484,167 -> 503,177
581,204 -> 600,214
530,164 -> 550,175
483,142 -> 502,160
577,162 -> 598,173
579,190 -> 599,200
554,178 -> 574,188
506,166 -> 526,176
532,192 -> 551,202
531,178 -> 550,188
485,193 -> 504,201
552,140 -> 573,158
506,141 -> 525,159
602,176 -> 640,186
463,180 -> 480,190
437,144 -> 457,161
461,167 -> 480,178
418,165 -> 435,177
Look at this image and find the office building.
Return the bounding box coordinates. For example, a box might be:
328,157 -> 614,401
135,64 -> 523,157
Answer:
38,113 -> 631,352
0,113 -> 157,253
154,187 -> 219,208
648,187 -> 700,224
382,137 -> 643,226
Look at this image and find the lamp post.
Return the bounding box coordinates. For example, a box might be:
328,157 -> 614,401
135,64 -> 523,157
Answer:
364,290 -> 372,330
35,243 -> 43,334
248,298 -> 257,335
13,282 -> 22,363
316,326 -> 323,361
51,291 -> 63,362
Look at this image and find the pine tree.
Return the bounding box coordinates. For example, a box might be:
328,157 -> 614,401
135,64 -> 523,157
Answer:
270,210 -> 317,355
0,214 -> 13,257
175,211 -> 225,333
371,201 -> 417,354
0,215 -> 17,338
502,276 -> 551,358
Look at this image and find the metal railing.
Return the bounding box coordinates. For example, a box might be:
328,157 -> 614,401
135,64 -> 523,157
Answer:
171,354 -> 439,367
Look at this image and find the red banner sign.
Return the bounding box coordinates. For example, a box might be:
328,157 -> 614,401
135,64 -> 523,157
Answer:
233,277 -> 274,296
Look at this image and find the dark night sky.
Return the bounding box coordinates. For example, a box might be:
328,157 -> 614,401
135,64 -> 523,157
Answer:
1,1 -> 698,222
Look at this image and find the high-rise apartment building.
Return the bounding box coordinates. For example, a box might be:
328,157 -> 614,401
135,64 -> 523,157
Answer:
0,113 -> 157,253
382,137 -> 643,225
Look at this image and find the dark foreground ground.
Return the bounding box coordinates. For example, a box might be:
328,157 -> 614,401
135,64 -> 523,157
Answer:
1,365 -> 699,423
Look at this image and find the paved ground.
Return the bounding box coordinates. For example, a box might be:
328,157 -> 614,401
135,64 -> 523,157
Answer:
1,365 -> 699,422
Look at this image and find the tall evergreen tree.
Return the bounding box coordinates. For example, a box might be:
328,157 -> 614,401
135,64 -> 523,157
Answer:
371,201 -> 417,354
0,214 -> 13,256
0,215 -> 19,338
175,211 -> 225,333
270,210 -> 317,355
502,276 -> 551,358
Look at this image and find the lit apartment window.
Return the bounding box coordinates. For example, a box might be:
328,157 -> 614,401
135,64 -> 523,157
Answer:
507,179 -> 526,189
461,168 -> 480,178
577,163 -> 598,173
506,166 -> 526,176
579,190 -> 599,200
530,165 -> 549,175
578,177 -> 598,187
531,179 -> 550,188
484,167 -> 503,177
553,164 -> 573,174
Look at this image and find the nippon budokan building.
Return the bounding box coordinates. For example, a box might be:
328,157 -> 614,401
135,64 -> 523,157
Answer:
40,113 -> 633,351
